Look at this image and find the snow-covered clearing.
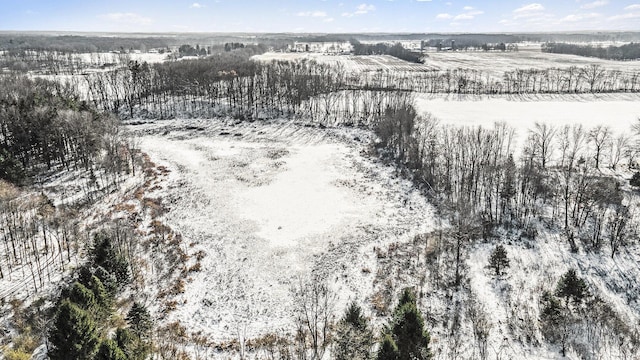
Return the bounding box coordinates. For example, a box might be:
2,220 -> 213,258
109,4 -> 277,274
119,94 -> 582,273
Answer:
132,119 -> 435,342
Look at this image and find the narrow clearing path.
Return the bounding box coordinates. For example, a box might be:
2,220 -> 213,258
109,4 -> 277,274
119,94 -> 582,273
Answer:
133,119 -> 435,341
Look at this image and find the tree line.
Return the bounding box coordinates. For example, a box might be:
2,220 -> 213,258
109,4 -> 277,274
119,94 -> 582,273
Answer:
350,40 -> 424,63
543,42 -> 640,61
374,101 -> 637,260
75,55 -> 640,126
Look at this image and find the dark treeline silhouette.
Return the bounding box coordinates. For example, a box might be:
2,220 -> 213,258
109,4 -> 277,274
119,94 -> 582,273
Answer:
543,42 -> 640,60
0,34 -> 171,53
351,39 -> 423,63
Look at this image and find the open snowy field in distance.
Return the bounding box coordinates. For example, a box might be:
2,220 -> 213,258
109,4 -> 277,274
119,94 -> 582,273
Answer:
415,93 -> 640,152
255,51 -> 640,80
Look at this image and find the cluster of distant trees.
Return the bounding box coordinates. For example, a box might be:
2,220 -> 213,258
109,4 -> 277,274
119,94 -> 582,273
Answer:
0,34 -> 170,53
177,44 -> 208,57
351,40 -> 424,63
80,47 -> 404,122
542,42 -> 640,60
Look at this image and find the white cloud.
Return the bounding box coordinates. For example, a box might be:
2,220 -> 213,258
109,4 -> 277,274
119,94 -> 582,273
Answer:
342,3 -> 375,17
454,14 -> 474,20
324,17 -> 335,22
436,13 -> 453,19
296,11 -> 328,17
451,8 -> 484,21
514,3 -> 545,13
624,4 -> 640,10
355,3 -> 376,14
560,12 -> 601,22
580,0 -> 608,9
416,0 -> 432,2
608,12 -> 640,20
463,6 -> 474,10
100,13 -> 152,25
190,2 -> 204,8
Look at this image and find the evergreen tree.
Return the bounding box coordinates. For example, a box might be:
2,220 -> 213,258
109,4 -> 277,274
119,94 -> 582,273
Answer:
377,333 -> 399,360
116,327 -> 151,360
378,288 -> 432,360
65,282 -> 97,310
488,244 -> 510,277
0,146 -> 26,184
127,302 -> 153,338
95,339 -> 127,360
630,172 -> 640,187
555,269 -> 588,306
87,275 -> 111,322
48,300 -> 99,360
540,291 -> 573,357
392,302 -> 431,360
92,232 -> 130,285
397,288 -> 417,309
334,302 -> 373,360
94,265 -> 119,296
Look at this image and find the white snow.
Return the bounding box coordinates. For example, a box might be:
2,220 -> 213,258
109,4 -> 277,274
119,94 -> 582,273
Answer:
133,119 -> 436,342
238,143 -> 374,247
414,93 -> 640,151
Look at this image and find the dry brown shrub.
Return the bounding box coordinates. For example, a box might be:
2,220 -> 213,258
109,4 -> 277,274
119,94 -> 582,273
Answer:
188,262 -> 202,273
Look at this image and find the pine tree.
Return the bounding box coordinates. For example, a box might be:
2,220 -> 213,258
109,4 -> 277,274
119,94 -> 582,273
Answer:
488,244 -> 510,277
86,275 -> 111,322
116,327 -> 151,360
65,282 -> 97,310
94,265 -> 118,295
95,339 -> 127,360
377,333 -> 399,360
334,302 -> 373,360
378,288 -> 432,360
392,302 -> 431,360
92,233 -> 130,285
48,300 -> 99,360
397,288 -> 417,309
127,302 -> 153,338
630,172 -> 640,187
555,269 -> 588,306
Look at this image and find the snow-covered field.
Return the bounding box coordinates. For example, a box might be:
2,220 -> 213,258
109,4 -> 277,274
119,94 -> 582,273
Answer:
131,119 -> 435,342
415,93 -> 640,151
255,51 -> 640,78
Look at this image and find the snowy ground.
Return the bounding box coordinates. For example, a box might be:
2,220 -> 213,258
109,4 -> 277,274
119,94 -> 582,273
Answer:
254,51 -> 640,77
131,119 -> 436,342
414,93 -> 640,151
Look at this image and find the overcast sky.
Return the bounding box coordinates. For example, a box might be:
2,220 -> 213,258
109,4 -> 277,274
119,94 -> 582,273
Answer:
1,0 -> 639,33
